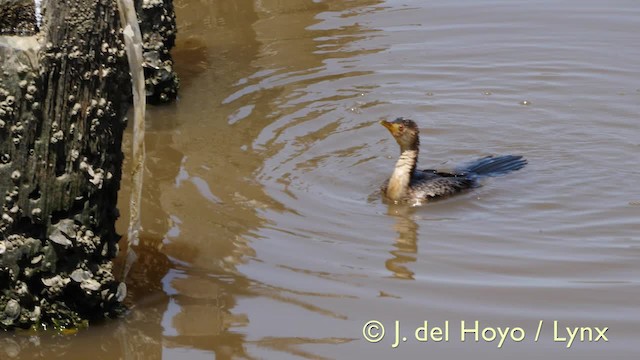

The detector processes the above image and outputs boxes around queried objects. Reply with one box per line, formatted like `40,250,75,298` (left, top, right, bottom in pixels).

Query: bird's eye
398,125,404,131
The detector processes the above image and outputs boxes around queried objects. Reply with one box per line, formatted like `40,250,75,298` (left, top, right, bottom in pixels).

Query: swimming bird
380,118,526,205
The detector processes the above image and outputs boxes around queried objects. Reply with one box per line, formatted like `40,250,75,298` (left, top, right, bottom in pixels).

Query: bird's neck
386,149,418,201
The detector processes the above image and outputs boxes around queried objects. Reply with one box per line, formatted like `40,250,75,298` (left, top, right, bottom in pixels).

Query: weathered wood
0,0,38,36
0,0,131,329
135,0,179,103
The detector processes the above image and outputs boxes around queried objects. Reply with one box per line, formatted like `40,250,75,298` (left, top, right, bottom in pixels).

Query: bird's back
408,172,476,200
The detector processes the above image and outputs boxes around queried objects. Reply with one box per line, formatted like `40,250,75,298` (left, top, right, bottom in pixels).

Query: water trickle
34,0,43,28
115,0,146,279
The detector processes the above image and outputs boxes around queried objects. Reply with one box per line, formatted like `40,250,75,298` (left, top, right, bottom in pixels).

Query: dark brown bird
380,118,526,205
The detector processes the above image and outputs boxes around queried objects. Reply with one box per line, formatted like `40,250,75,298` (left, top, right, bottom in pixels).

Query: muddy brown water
3,0,639,359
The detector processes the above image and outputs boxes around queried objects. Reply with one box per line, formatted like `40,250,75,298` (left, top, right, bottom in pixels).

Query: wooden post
0,0,38,36
135,0,179,103
0,0,130,330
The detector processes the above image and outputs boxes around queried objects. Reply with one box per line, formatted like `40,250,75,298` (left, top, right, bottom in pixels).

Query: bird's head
380,117,420,151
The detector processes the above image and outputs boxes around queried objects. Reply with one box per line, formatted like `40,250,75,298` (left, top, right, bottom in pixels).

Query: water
4,0,639,358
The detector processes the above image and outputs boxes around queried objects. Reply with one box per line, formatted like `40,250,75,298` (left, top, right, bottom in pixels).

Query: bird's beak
379,120,399,136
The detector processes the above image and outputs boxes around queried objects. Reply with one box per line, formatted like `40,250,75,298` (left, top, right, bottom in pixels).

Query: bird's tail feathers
457,155,527,177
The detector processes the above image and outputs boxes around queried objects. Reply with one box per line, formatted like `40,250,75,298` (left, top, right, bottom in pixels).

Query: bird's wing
417,169,468,179
410,176,475,199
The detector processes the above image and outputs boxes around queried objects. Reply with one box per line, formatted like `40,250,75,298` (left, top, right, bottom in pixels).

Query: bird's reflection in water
384,204,419,280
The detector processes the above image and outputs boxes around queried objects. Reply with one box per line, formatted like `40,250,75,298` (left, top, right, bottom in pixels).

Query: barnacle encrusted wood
0,0,38,36
0,0,130,329
135,0,179,103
